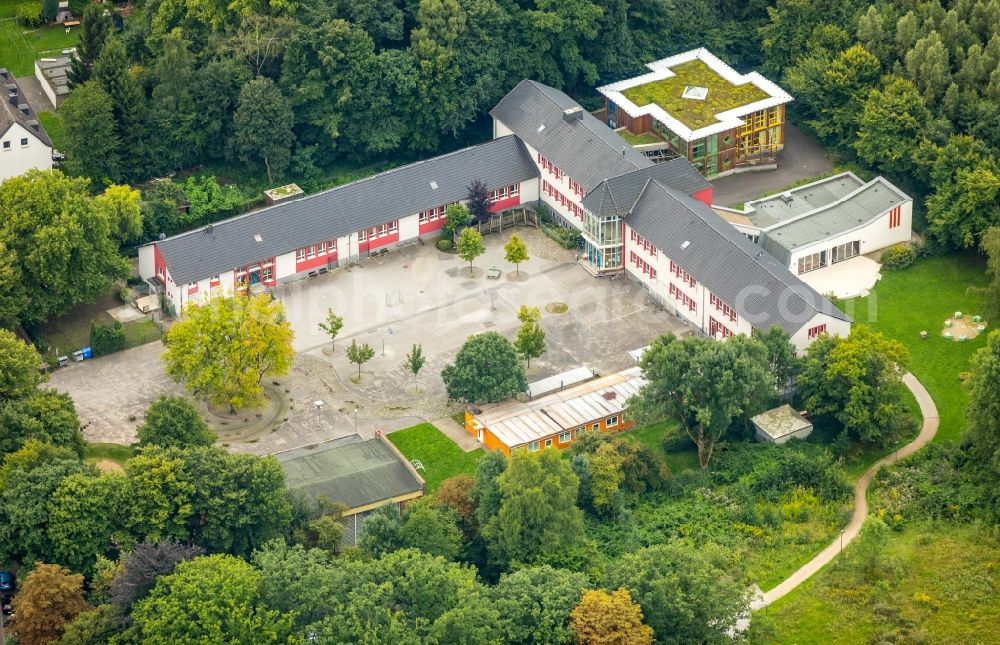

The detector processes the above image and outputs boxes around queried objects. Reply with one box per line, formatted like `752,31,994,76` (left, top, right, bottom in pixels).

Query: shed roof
750,404,812,441
527,366,596,399
276,434,424,512
490,80,652,191
471,367,645,449
626,180,851,335
149,135,538,285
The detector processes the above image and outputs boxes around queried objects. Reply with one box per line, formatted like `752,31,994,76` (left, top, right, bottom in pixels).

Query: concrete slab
108,304,147,323
798,256,881,300
16,75,55,114
425,416,482,452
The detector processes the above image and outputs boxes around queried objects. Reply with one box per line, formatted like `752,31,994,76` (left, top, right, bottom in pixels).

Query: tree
137,395,216,448
0,328,43,400
457,227,485,272
0,390,84,457
234,77,295,183
442,332,527,403
0,439,76,490
631,334,772,468
0,170,131,324
798,326,914,444
124,451,195,543
443,202,472,239
585,443,625,516
0,241,27,327
978,227,1000,322
924,135,1000,249
346,339,375,379
493,565,589,644
61,83,120,182
55,604,121,645
357,503,402,557
397,502,463,560
0,459,84,565
12,564,88,645
605,542,749,643
190,60,252,163
318,308,344,351
91,35,146,178
402,343,425,387
68,2,112,87
570,588,653,645
471,449,507,528
48,472,124,575
515,320,546,367
755,325,798,395
965,329,1000,478
482,449,585,567
94,184,142,244
109,540,205,615
130,555,295,644
504,234,529,275
147,31,199,174
854,76,931,177
162,294,294,411
517,305,541,324
42,0,58,22
466,178,491,223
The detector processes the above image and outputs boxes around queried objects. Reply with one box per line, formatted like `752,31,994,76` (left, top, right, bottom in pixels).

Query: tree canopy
137,395,217,449
442,332,527,403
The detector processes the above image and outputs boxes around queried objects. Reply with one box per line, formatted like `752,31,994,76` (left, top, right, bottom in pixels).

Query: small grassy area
762,521,1000,643
0,9,80,77
621,59,770,130
386,423,484,492
37,111,64,150
616,129,662,146
837,253,989,442
622,420,700,473
84,442,136,466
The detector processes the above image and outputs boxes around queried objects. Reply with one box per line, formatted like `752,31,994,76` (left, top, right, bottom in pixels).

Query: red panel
488,195,521,213
692,187,713,206
368,231,399,250
153,244,167,281
419,218,446,235
296,251,337,272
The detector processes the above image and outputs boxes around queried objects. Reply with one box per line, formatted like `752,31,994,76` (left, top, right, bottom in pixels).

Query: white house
1,68,53,183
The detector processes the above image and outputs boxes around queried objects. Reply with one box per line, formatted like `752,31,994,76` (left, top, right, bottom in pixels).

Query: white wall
138,245,155,281
0,123,52,183
399,213,419,242
789,312,851,352
275,251,296,281
494,120,514,138
34,63,58,108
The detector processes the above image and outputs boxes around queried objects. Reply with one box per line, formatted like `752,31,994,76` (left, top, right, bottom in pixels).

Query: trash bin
81,346,93,359
57,355,69,367
72,350,84,362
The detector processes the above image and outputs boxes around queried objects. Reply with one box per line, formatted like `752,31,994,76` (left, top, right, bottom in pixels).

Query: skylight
537,123,545,133
430,181,438,189
682,86,708,100
253,234,263,243
681,240,691,250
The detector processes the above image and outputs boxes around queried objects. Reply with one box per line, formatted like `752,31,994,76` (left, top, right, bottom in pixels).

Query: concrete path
427,416,482,452
761,373,939,606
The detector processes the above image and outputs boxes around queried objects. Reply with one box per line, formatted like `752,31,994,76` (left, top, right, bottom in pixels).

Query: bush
16,2,43,26
118,286,132,303
436,238,453,251
537,204,582,250
881,244,917,271
90,321,126,356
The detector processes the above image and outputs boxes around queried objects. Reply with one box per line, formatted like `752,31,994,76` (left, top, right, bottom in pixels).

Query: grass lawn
35,291,163,359
622,420,700,472
762,521,1000,643
616,129,662,146
0,10,79,77
386,422,484,492
84,442,136,466
621,59,769,130
837,253,989,442
37,111,64,150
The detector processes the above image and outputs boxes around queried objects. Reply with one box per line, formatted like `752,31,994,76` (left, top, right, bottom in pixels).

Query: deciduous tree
94,184,143,244
402,343,425,386
978,227,1000,322
570,588,653,645
234,77,295,183
442,332,527,403
137,395,216,449
443,202,472,239
12,563,88,645
854,76,931,177
346,339,375,378
466,178,491,223
0,328,43,400
48,472,125,575
162,294,294,411
504,234,529,275
515,320,546,367
109,540,205,615
318,308,344,351
457,227,485,272
965,329,1000,477
493,565,589,644
0,390,84,457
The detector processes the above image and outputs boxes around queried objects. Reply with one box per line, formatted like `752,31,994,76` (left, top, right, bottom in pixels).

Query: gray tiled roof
627,180,851,335
152,136,538,285
490,80,652,191
582,158,710,216
0,69,52,147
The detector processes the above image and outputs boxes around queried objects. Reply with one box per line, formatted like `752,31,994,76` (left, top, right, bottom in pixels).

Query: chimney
562,107,583,123
205,224,214,234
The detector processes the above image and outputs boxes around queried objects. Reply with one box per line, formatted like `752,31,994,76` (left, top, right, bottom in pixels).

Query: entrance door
248,268,261,285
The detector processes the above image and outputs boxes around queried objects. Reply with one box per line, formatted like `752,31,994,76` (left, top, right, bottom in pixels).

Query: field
838,253,989,442
386,423,484,492
0,6,79,77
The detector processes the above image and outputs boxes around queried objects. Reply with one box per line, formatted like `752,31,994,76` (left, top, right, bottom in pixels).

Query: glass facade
582,209,623,271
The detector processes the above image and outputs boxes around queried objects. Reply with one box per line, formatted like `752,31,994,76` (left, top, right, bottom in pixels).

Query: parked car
1,595,11,616
0,571,14,593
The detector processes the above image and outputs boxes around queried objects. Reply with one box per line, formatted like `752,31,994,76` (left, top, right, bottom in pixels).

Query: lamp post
382,326,394,356
893,440,900,463
353,407,359,434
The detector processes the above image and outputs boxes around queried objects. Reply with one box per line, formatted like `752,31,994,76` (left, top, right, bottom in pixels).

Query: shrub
881,244,917,270
16,2,43,26
90,321,126,356
436,238,453,251
118,286,132,303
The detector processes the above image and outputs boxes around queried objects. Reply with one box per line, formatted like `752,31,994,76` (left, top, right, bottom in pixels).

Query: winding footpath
761,373,940,606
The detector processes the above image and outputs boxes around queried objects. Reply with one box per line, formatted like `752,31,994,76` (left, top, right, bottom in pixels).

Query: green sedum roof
621,59,770,131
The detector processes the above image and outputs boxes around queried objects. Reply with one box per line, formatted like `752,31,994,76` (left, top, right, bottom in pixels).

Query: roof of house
597,48,792,142
750,173,912,265
582,158,710,217
626,180,851,335
490,80,652,191
751,404,813,441
0,68,52,147
471,367,645,449
150,135,538,285
35,57,72,98
276,434,424,512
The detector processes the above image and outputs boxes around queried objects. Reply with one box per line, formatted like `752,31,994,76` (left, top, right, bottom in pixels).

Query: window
378,224,387,237
357,229,367,242
419,210,428,223
389,220,398,233
691,141,705,160
832,241,860,263
592,423,599,432
808,324,827,339
20,138,28,147
296,248,305,262
329,239,336,252
318,242,327,256
768,106,782,126
710,316,733,339
606,415,618,428
307,245,316,259
545,438,553,448
797,251,827,274
263,265,273,282
754,110,766,129
510,183,519,197
1,141,9,150
528,441,540,452
559,431,572,443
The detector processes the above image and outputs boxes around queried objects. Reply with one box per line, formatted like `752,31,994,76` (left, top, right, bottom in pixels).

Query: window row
296,240,337,262
709,316,734,339
488,184,520,203
1,138,30,150
797,250,827,274
419,205,446,223
525,415,624,452
567,177,585,198
832,240,860,264
807,323,827,340
630,251,656,279
669,283,697,312
629,229,658,258
739,106,783,135
536,152,562,180
358,220,398,242
709,293,738,323
669,260,696,288
542,180,583,220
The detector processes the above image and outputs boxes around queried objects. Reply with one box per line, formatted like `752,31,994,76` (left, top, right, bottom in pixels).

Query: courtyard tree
631,334,772,468
137,395,217,449
569,588,653,645
466,179,491,223
402,343,426,387
162,294,294,411
0,390,84,457
0,329,44,400
492,565,590,644
797,326,915,445
441,332,527,403
515,319,546,368
443,203,472,239
457,227,485,273
504,234,529,275
346,339,375,379
234,77,295,183
318,308,344,352
517,305,541,324
12,563,88,645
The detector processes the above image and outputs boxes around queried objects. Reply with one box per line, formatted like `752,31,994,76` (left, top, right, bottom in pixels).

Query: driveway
711,123,833,207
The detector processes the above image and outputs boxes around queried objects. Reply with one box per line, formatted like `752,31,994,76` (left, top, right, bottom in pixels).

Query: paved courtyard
50,227,689,455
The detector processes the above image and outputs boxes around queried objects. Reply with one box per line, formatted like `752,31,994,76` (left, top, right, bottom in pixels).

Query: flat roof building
34,57,72,108
751,405,813,444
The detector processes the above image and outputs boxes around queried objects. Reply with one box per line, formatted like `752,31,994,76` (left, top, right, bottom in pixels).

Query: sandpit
941,313,987,341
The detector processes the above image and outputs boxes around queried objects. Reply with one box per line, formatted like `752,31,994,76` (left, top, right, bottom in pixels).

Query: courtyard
50,227,689,455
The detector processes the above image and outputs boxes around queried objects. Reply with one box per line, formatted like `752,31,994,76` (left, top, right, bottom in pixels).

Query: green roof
621,59,770,131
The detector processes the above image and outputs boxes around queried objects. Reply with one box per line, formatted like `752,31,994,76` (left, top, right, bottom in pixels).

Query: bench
487,267,502,280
